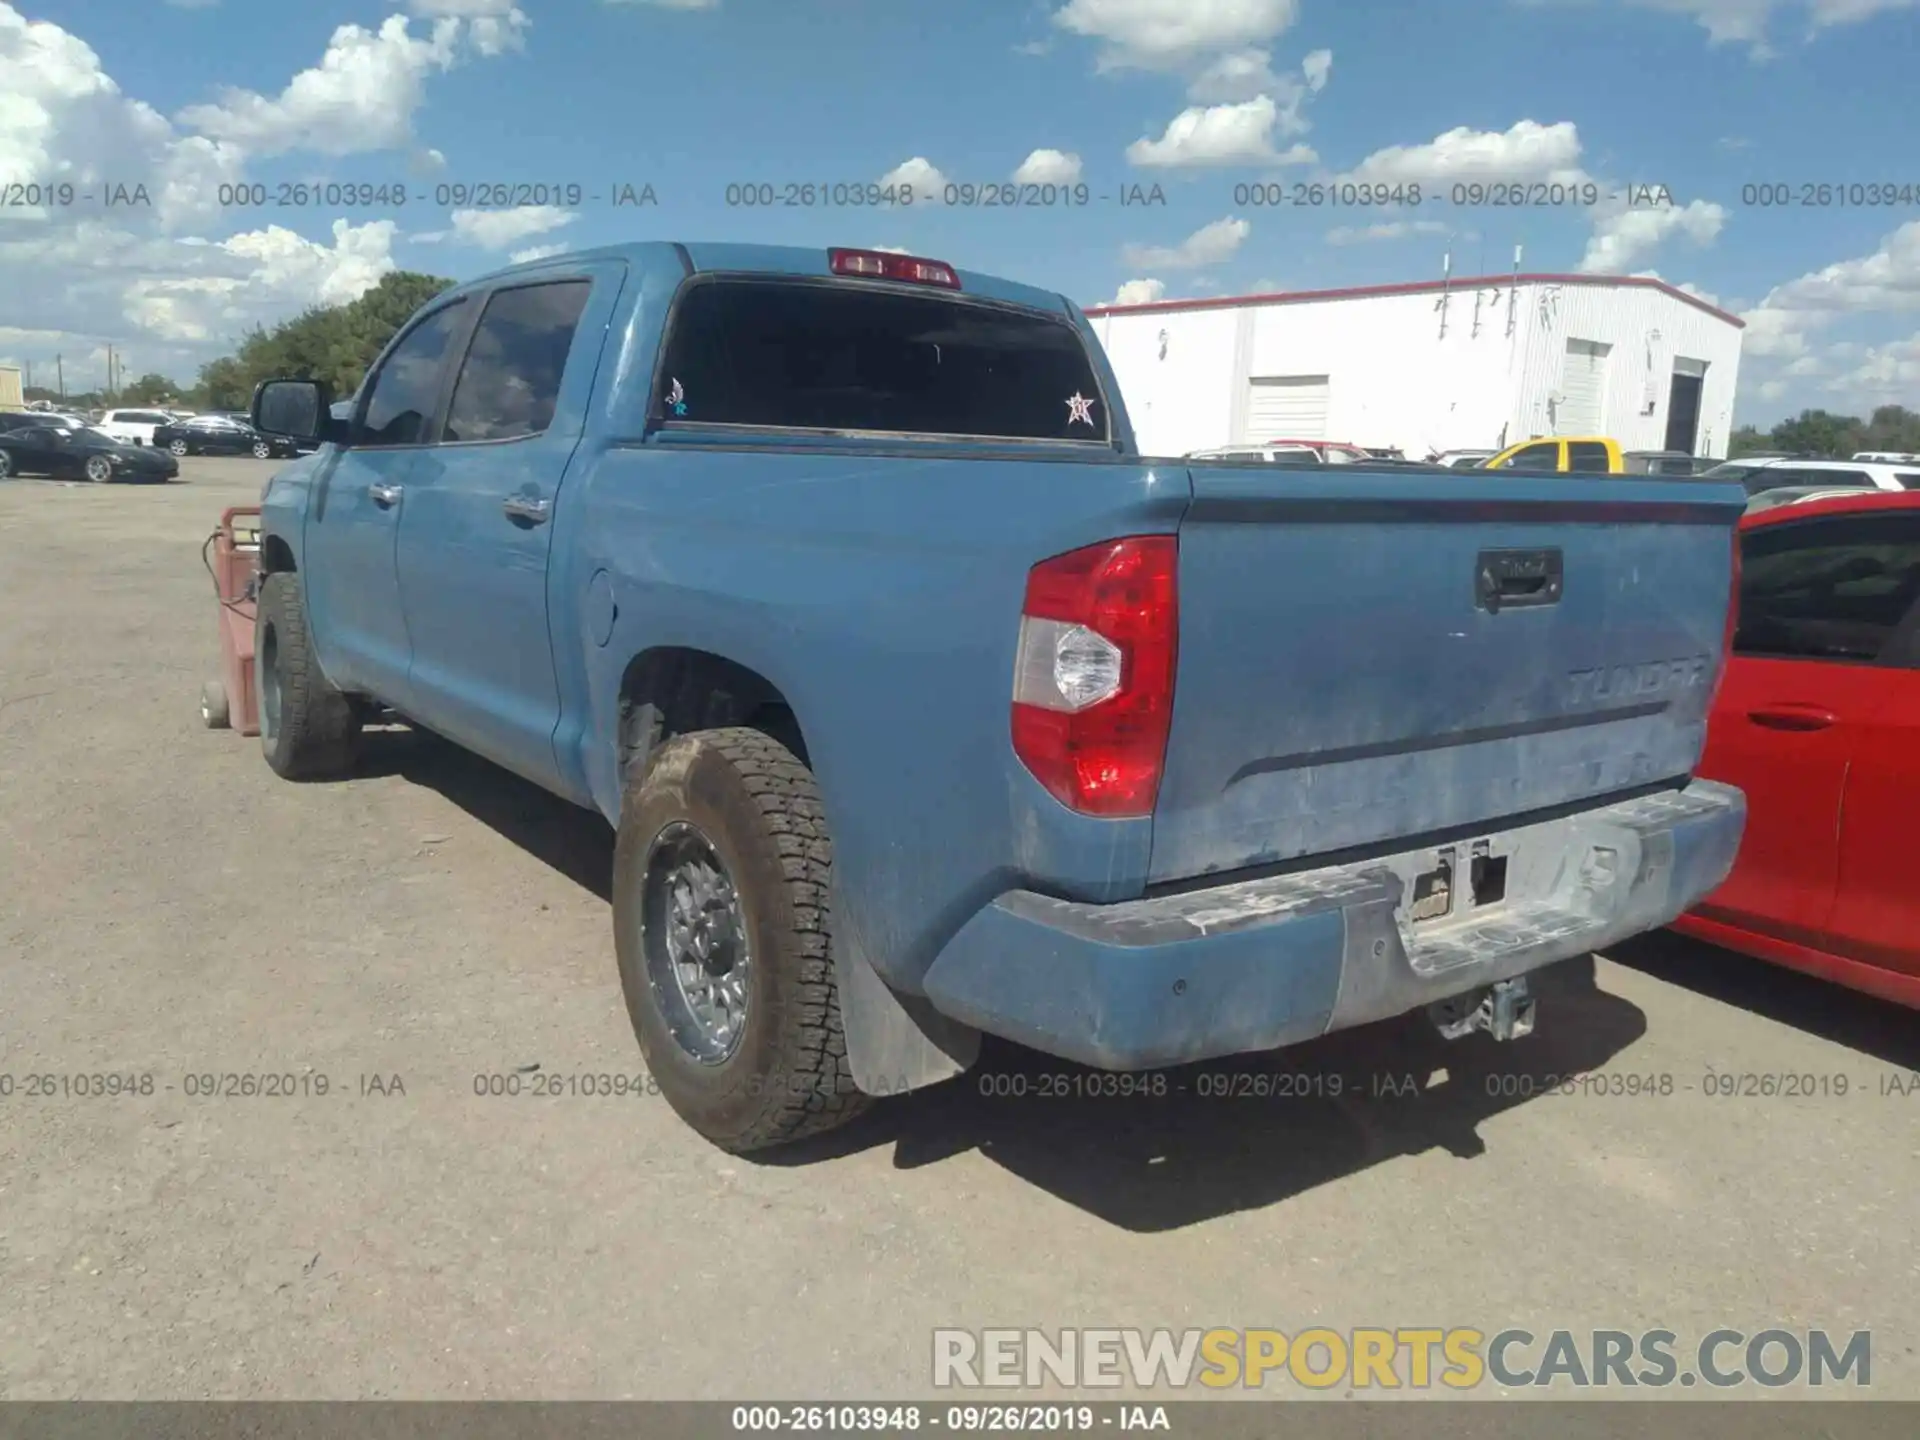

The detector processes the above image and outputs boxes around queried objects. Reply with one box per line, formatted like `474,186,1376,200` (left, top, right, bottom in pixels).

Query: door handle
1747,705,1837,732
368,482,403,508
502,493,551,525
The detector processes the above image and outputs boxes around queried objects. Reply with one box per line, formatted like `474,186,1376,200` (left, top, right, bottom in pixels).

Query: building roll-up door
1245,375,1330,443
1556,339,1611,435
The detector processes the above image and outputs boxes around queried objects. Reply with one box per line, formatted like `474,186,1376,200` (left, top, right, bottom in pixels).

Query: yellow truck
1482,436,1623,473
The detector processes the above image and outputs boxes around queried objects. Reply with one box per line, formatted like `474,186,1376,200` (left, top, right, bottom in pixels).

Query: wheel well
617,648,808,777
261,536,296,574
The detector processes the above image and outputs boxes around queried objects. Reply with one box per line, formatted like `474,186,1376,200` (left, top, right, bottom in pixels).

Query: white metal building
1084,273,1745,461
0,364,23,412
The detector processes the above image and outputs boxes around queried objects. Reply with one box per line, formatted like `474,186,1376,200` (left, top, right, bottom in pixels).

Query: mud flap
837,932,981,1096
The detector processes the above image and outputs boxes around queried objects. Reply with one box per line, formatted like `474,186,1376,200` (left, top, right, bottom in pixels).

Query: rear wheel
613,727,868,1153
256,571,361,779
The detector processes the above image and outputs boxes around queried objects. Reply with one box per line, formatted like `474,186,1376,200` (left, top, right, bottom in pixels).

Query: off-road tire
256,571,361,780
614,726,869,1153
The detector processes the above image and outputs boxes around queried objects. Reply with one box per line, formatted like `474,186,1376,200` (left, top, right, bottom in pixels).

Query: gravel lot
2,456,1916,1400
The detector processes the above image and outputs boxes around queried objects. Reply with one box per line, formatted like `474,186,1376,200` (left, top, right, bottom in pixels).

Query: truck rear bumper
921,780,1745,1070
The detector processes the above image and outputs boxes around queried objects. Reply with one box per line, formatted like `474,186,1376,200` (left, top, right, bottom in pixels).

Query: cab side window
1492,441,1561,470
443,281,592,443
357,300,470,448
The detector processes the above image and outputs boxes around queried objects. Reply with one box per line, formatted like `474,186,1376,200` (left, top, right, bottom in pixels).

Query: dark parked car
0,423,179,482
152,414,298,459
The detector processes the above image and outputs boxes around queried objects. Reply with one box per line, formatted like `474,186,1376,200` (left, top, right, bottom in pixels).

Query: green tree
122,372,179,404
191,269,455,410
1859,404,1920,455
1769,409,1866,460
1727,425,1771,459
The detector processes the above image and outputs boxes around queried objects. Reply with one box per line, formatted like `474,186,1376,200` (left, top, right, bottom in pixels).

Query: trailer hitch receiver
1429,976,1537,1043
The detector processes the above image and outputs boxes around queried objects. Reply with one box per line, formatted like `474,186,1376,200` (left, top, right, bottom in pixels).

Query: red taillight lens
1011,536,1178,818
828,247,960,288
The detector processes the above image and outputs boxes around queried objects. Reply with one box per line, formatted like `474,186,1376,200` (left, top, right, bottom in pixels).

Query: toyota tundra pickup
247,241,1748,1154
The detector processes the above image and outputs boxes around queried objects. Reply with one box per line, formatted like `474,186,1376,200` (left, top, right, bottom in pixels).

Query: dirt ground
2,457,1916,1400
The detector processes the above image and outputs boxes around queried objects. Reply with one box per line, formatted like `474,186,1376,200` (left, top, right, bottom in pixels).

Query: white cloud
1325,219,1454,245
1126,96,1315,169
606,0,721,7
1338,120,1723,277
1013,148,1083,185
0,216,397,362
1109,278,1167,305
508,242,571,263
1052,0,1301,70
1825,330,1920,402
406,0,529,56
1740,219,1920,358
174,9,523,158
0,4,512,387
1186,44,1329,112
1341,119,1585,188
879,156,950,204
1249,276,1282,291
1121,215,1249,268
1612,0,1919,54
445,204,577,248
1580,199,1726,272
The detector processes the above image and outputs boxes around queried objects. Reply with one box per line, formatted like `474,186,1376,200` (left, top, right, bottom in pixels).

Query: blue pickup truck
248,241,1748,1153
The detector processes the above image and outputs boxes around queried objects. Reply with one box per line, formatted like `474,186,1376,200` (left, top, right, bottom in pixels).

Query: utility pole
57,353,65,398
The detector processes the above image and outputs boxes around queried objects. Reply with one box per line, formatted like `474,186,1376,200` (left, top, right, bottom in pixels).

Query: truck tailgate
1149,465,1746,885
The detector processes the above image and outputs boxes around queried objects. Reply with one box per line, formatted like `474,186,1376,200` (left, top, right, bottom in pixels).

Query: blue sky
3,0,1918,422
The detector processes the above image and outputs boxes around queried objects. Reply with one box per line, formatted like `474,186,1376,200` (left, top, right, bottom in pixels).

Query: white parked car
1702,456,1920,496
1431,448,1497,467
94,407,178,447
1852,451,1920,463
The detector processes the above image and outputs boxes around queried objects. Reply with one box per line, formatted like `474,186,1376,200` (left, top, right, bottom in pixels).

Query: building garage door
1246,375,1330,443
1556,340,1611,435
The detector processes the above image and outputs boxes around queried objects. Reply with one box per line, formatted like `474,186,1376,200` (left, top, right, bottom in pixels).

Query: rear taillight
828,247,960,288
1010,536,1178,818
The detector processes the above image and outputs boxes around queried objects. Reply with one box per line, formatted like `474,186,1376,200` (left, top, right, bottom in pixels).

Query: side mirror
252,378,342,446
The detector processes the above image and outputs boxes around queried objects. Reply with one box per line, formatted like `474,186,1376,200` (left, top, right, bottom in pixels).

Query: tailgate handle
1475,548,1563,613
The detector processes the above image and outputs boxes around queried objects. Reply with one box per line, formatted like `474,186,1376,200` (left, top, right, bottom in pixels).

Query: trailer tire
614,726,869,1154
201,679,231,730
256,571,361,780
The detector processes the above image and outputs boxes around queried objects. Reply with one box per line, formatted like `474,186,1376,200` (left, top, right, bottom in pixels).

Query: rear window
655,278,1110,442
1897,472,1920,490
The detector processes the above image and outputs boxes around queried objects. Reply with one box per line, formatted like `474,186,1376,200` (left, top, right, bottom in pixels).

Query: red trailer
201,506,262,735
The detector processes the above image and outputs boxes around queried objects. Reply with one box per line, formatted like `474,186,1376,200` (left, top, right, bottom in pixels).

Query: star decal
1065,392,1096,426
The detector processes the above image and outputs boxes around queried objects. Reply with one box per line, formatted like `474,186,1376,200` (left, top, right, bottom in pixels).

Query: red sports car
1672,490,1920,1008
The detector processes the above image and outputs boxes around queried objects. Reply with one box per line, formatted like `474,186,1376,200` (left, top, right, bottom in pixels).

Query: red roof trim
1085,272,1744,329
1742,490,1920,529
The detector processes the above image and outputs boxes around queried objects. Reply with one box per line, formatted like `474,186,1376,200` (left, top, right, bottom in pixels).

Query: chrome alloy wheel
641,821,752,1064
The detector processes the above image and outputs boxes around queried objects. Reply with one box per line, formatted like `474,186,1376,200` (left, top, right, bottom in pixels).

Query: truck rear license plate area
1407,840,1509,926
